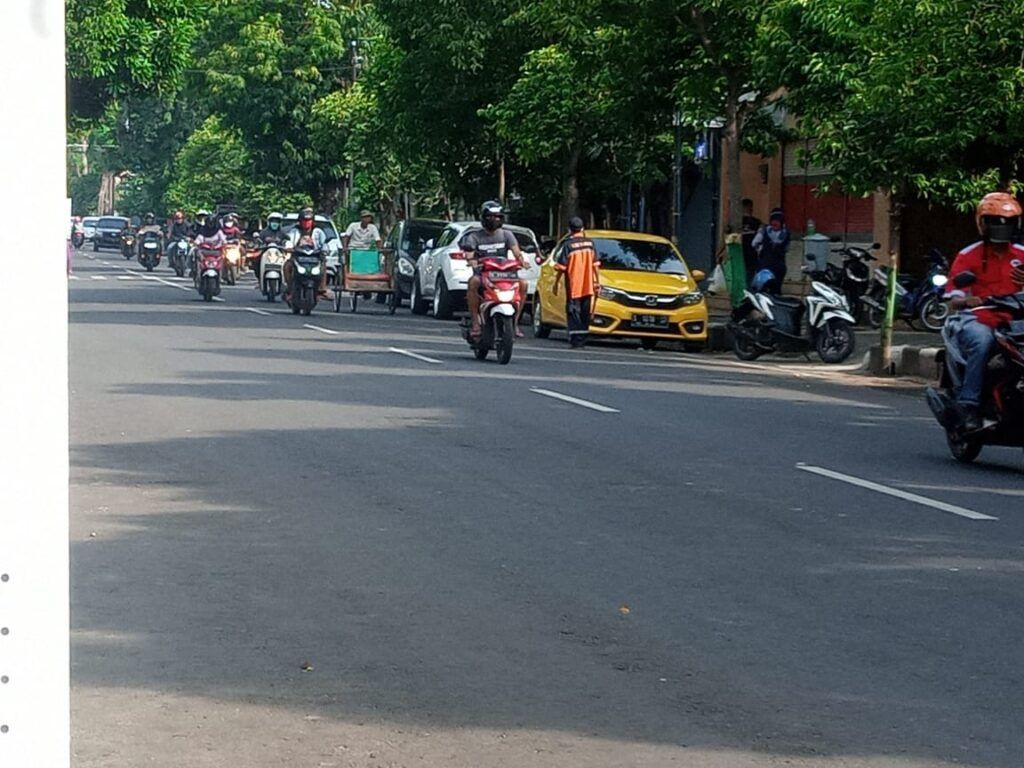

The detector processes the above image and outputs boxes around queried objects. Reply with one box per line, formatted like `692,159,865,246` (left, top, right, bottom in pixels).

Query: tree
764,0,1024,208
66,0,204,119
164,115,256,214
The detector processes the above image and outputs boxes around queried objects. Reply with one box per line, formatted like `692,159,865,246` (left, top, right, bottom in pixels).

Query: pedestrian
741,198,762,286
553,216,601,349
751,207,791,293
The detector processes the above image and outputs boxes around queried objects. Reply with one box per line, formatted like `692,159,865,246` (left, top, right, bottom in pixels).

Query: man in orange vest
553,216,601,348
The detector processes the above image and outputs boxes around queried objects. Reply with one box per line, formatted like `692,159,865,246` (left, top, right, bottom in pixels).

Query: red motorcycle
461,256,522,364
195,248,224,302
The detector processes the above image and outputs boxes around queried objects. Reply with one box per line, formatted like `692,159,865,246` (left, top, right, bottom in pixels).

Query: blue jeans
954,319,996,406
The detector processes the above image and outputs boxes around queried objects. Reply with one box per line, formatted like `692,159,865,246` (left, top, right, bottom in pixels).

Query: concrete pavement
69,251,1024,768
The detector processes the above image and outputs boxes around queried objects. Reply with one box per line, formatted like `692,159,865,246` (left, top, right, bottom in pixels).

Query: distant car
410,221,541,319
383,218,447,302
533,230,708,351
92,216,130,252
82,217,99,241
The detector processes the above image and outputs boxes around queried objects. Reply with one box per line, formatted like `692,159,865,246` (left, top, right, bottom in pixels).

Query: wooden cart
333,248,398,314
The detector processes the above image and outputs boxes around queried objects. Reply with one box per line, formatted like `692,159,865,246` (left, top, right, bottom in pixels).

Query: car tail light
534,254,544,266
450,251,467,260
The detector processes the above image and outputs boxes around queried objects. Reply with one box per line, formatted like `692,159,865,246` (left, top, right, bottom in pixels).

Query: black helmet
144,212,155,225
480,200,505,231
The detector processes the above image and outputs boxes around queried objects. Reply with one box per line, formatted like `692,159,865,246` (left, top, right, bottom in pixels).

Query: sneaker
956,403,983,432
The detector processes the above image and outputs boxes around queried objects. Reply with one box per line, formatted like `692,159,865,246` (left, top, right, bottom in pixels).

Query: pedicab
334,247,398,314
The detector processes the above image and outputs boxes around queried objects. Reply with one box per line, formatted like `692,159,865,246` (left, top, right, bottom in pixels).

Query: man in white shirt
343,210,382,251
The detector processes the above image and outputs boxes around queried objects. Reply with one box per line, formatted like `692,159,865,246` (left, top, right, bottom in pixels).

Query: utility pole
672,110,683,245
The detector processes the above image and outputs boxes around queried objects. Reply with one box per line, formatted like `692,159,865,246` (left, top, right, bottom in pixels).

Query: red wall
782,183,874,238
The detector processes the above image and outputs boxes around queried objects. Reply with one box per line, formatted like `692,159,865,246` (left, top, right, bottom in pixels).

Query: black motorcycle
167,236,192,278
926,273,1024,463
862,248,948,330
288,244,323,316
137,231,163,272
121,231,136,261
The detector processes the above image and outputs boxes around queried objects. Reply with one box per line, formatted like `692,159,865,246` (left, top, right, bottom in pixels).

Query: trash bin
803,232,831,273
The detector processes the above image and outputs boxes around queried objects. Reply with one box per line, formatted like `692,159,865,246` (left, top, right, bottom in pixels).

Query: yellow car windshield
594,238,688,275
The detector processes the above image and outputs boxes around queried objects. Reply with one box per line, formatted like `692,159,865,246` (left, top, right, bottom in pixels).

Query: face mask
270,222,279,230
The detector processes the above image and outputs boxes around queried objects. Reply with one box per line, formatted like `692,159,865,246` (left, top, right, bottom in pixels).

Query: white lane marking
212,296,225,302
117,275,134,281
245,307,271,316
530,387,620,413
388,347,442,365
303,323,339,335
99,260,110,265
796,464,997,521
90,275,106,281
134,271,191,292
68,275,79,281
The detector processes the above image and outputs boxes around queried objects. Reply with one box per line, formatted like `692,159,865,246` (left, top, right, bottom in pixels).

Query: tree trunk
724,95,743,237
560,146,582,233
497,155,506,204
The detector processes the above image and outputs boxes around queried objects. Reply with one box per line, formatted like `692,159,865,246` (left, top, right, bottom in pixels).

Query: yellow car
532,230,708,350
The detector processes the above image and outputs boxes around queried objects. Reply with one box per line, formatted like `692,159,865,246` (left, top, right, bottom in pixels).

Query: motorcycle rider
192,214,226,275
167,210,191,266
944,192,1024,431
461,200,526,338
285,207,331,300
136,212,163,257
192,210,210,238
252,211,288,286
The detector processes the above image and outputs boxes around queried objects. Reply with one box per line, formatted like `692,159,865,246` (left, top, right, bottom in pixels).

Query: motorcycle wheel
497,315,515,365
947,431,982,464
732,323,763,361
174,262,184,278
201,278,214,303
816,319,856,364
866,305,883,329
146,262,154,272
474,344,489,361
919,296,948,332
291,302,300,315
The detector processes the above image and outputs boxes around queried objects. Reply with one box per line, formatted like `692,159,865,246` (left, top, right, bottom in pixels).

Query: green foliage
764,0,1024,207
66,0,205,118
69,172,102,215
164,115,255,213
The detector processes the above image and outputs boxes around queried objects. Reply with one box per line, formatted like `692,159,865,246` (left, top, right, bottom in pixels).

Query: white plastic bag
707,264,727,295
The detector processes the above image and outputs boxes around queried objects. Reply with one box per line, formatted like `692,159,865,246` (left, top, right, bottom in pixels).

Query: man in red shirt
944,192,1024,430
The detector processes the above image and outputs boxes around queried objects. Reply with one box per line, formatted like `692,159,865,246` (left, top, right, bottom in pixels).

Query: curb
867,344,942,379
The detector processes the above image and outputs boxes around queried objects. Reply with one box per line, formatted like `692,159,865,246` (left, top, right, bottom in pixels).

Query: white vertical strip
0,2,71,765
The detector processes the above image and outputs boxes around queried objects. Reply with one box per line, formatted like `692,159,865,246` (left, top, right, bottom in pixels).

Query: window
593,238,688,275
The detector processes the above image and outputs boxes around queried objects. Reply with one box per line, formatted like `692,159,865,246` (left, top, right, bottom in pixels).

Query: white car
281,213,342,265
82,216,98,241
409,221,542,319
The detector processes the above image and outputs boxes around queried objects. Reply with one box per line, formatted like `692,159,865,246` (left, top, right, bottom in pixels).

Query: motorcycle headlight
311,265,322,275
495,290,516,303
931,274,948,288
681,291,704,306
295,263,306,275
398,258,415,276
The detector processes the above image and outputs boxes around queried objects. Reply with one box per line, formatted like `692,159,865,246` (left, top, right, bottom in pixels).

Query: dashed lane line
795,463,997,521
303,323,339,335
245,307,272,316
529,387,620,414
90,275,106,281
388,347,442,365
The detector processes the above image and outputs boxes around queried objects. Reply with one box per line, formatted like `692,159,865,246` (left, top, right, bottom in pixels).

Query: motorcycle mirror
953,271,977,288
424,239,434,249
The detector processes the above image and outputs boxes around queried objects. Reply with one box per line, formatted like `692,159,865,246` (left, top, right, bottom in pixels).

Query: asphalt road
69,250,1024,768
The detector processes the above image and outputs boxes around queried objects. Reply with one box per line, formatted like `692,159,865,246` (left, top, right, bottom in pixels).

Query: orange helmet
976,192,1022,243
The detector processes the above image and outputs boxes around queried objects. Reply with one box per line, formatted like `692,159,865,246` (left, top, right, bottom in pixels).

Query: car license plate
633,314,669,328
488,270,519,279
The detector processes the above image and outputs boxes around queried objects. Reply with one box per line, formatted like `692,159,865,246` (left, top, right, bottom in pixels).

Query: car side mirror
953,271,977,288
691,269,706,282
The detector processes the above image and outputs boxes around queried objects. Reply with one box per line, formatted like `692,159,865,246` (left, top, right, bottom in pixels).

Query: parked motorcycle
728,274,857,363
222,241,243,286
861,248,948,331
121,231,136,261
137,231,162,272
258,244,286,303
168,237,192,278
459,256,521,364
194,248,223,302
288,244,323,316
925,273,1024,463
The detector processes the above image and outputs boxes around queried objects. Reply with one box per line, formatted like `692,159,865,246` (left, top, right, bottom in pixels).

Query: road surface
69,252,1024,767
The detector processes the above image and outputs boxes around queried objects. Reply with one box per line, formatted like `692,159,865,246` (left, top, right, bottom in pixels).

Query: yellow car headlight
681,291,704,306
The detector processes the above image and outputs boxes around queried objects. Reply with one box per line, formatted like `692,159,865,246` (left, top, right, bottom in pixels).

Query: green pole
880,249,900,373
723,233,746,308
